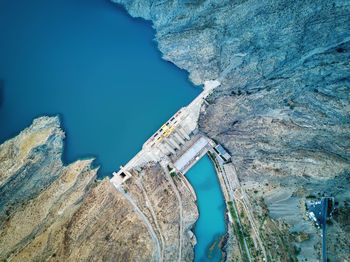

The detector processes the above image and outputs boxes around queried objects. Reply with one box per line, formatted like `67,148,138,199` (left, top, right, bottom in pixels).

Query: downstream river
186,155,226,261
0,0,226,260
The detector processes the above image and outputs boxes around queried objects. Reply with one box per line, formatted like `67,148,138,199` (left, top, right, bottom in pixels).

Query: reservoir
0,0,227,260
186,155,226,261
0,0,200,176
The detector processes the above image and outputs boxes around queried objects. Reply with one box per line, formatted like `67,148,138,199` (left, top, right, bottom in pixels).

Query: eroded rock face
0,116,65,226
112,0,350,260
1,0,349,260
0,117,197,261
121,166,198,261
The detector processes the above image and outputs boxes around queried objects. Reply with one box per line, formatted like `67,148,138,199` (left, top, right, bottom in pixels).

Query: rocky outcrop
1,0,349,260
0,117,197,261
121,165,198,261
0,116,65,226
112,0,350,260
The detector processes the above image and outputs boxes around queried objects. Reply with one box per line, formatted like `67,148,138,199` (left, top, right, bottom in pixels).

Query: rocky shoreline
1,0,349,261
0,116,199,261
112,0,350,260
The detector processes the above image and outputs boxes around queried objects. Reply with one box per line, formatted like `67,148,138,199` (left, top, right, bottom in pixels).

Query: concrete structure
163,143,175,155
111,166,133,185
174,132,185,145
111,80,220,186
215,144,231,162
173,136,210,174
178,127,190,141
168,138,180,150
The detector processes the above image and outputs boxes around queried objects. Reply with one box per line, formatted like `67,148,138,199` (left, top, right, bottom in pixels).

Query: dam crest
111,80,220,186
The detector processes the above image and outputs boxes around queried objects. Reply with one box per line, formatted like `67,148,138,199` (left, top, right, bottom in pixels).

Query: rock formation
0,117,197,261
1,0,349,261
113,0,350,260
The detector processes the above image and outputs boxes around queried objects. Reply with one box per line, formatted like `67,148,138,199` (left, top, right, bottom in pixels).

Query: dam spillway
173,136,211,174
111,80,220,186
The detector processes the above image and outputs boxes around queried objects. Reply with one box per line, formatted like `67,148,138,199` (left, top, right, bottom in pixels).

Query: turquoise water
186,155,226,261
0,0,200,176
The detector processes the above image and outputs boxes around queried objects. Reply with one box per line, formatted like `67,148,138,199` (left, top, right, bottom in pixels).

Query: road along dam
111,79,220,186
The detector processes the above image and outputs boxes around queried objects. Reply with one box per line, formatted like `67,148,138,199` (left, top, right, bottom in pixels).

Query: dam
111,79,220,186
110,78,236,261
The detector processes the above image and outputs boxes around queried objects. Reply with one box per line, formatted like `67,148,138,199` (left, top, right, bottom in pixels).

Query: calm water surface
0,0,200,175
186,155,226,261
0,0,227,259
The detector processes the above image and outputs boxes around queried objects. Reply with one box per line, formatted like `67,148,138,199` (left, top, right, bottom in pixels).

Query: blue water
0,0,227,259
186,155,226,262
0,0,201,176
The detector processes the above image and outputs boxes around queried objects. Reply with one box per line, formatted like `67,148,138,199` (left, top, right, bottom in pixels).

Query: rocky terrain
0,117,197,261
1,0,349,261
113,0,350,261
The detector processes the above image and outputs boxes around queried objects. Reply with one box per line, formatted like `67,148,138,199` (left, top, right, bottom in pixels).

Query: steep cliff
112,0,350,261
0,117,198,261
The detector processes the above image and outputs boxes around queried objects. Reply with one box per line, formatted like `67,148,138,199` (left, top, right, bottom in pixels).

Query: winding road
135,178,165,262
161,161,184,262
112,183,162,262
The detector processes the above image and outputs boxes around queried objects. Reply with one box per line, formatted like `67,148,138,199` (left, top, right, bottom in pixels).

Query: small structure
111,166,132,186
215,144,231,161
306,197,335,262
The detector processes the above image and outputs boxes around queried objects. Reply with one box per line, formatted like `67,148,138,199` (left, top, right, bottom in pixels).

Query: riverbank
185,155,226,261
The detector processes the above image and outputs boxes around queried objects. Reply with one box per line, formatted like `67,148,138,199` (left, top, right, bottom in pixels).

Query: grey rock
112,0,350,260
0,116,65,227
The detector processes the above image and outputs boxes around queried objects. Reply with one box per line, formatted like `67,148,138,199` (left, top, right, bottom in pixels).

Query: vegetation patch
228,201,250,262
207,151,221,172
